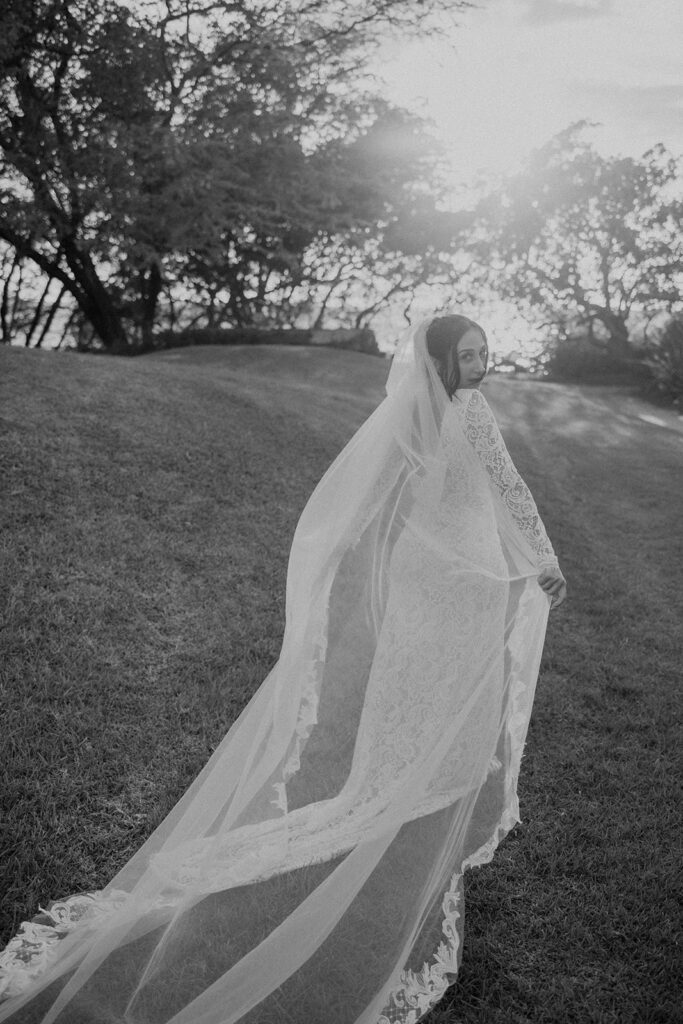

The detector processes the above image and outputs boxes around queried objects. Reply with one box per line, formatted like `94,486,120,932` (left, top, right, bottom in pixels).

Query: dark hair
425,314,488,399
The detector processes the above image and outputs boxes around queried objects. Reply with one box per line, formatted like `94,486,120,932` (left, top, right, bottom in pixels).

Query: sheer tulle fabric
0,319,556,1023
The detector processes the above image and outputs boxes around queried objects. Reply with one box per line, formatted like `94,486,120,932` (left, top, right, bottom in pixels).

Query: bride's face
455,328,487,389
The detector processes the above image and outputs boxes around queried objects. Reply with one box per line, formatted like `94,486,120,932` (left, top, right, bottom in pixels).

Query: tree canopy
3,9,681,361
470,123,683,356
0,0,472,351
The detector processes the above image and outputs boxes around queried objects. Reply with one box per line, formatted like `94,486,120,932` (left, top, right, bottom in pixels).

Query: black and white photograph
0,1,681,1022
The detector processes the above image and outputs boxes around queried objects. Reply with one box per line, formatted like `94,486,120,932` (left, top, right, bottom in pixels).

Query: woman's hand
537,567,567,609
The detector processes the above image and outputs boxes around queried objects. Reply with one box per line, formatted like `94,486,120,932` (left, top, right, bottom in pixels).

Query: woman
0,313,565,1024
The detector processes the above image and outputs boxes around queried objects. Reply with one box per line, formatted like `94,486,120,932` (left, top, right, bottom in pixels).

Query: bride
0,313,565,1024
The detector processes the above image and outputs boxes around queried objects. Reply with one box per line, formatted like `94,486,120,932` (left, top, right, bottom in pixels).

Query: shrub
545,336,649,384
643,317,683,405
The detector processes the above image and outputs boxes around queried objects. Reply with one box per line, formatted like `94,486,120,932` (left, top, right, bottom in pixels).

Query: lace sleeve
460,390,559,571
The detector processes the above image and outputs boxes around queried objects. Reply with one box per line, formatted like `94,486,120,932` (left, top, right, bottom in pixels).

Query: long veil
0,319,551,1024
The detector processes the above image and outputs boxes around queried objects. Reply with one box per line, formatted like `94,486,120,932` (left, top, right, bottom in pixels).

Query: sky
371,0,682,354
379,0,683,187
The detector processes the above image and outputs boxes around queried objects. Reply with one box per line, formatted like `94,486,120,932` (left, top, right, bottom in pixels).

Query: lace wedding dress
0,320,559,1024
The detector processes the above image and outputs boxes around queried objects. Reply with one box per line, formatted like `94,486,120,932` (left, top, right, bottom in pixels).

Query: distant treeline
146,327,381,357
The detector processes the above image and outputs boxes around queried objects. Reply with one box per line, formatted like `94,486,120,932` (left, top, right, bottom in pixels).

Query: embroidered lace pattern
377,875,464,1024
374,396,554,1022
377,583,542,1022
0,891,129,1000
456,391,558,571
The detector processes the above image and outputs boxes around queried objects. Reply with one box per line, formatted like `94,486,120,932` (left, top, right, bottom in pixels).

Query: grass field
1,344,681,1023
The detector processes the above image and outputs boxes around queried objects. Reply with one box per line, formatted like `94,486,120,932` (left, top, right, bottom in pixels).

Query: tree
0,0,470,351
0,0,171,350
180,105,473,331
470,123,683,358
644,315,683,403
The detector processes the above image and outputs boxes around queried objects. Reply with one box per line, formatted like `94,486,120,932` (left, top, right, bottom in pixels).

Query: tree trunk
86,302,130,352
62,237,130,352
0,256,20,342
600,311,631,358
36,285,68,348
56,307,78,350
25,276,53,347
139,263,162,347
9,260,25,335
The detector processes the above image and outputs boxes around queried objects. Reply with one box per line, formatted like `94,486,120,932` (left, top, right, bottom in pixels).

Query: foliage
0,0,470,351
470,123,683,358
643,315,683,404
543,334,650,384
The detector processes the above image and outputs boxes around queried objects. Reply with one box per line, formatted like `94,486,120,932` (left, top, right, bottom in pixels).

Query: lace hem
272,611,329,814
377,796,520,1024
378,607,536,1024
0,890,128,1001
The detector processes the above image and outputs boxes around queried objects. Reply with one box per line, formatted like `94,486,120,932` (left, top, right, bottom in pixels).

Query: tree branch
0,226,87,307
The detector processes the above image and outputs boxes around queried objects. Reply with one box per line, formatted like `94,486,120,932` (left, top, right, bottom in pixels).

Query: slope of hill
0,345,679,1023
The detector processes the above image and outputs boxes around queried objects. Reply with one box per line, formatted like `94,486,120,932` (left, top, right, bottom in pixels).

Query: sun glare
379,0,683,188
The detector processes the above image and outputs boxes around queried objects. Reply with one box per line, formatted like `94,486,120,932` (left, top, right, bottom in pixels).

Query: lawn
0,344,680,1023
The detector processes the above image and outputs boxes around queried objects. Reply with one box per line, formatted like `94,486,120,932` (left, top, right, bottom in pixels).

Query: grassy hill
0,345,680,1023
